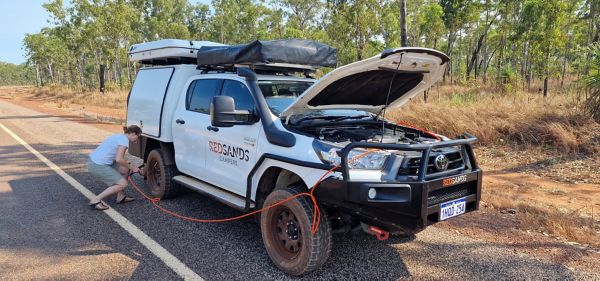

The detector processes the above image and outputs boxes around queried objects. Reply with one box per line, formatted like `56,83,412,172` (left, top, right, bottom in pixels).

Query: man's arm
115,146,140,173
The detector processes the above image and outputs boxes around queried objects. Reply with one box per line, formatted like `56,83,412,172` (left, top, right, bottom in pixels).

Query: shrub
583,44,600,121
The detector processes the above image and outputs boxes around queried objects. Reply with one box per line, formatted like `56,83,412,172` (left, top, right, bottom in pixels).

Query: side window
221,80,256,111
187,79,220,114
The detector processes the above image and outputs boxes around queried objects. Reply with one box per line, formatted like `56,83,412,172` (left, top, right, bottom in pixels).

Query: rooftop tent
128,39,226,65
196,39,337,69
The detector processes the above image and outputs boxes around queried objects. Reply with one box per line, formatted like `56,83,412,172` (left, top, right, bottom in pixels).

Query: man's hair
124,125,142,135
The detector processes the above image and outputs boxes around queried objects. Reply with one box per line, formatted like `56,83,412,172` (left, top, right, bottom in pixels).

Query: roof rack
197,63,317,76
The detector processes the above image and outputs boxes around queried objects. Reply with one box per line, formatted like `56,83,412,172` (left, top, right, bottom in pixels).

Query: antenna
379,53,404,143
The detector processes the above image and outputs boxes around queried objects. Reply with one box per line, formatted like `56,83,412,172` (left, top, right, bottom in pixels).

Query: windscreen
258,80,313,116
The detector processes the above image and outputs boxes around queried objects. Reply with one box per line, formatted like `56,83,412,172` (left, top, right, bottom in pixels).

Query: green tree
439,0,481,82
0,62,35,86
415,2,445,49
327,0,382,63
515,0,568,96
583,43,600,120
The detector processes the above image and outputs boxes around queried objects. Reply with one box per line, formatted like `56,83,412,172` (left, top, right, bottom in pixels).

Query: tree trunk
443,31,456,83
99,64,106,94
483,47,496,84
455,32,463,84
47,62,54,84
560,43,569,89
522,42,529,90
543,46,550,97
354,13,364,60
495,35,505,85
399,0,408,47
35,63,41,87
78,58,85,88
112,61,117,87
126,58,132,86
467,32,486,80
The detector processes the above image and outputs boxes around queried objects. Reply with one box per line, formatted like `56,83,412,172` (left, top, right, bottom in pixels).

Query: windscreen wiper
294,114,373,125
331,115,373,122
293,115,342,124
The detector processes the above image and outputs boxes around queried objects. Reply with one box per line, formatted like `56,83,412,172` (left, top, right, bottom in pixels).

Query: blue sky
0,0,50,64
0,0,211,65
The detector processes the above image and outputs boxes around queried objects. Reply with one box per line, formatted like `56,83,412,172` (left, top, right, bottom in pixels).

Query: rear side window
221,80,256,111
187,79,220,114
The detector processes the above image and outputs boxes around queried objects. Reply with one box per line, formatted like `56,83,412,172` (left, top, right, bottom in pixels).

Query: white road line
0,122,203,281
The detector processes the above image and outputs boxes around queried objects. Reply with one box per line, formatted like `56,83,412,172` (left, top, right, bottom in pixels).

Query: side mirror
210,96,258,127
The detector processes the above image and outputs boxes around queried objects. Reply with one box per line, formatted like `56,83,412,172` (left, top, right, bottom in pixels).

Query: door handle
207,126,219,132
176,119,185,124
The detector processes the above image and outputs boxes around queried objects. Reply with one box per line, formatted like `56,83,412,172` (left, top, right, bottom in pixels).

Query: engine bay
293,121,439,145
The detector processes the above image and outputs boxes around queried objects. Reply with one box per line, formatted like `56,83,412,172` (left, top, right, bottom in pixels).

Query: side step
173,175,254,211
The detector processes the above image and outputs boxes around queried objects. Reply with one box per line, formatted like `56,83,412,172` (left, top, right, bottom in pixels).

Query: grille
427,183,475,206
398,151,464,177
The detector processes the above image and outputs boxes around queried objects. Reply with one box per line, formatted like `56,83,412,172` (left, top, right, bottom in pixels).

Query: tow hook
362,223,389,241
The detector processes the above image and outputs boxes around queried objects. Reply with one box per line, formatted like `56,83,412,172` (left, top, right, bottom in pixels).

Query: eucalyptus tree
276,0,323,36
326,0,383,63
515,0,568,96
414,1,445,49
439,0,481,82
210,0,269,44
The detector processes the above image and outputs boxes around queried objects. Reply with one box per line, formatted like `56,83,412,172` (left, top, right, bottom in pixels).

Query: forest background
0,0,598,96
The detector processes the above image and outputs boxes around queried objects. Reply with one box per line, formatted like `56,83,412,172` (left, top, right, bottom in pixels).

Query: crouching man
87,125,143,210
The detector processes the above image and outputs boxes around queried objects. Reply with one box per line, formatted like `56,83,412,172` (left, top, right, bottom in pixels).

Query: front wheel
260,186,332,276
145,149,179,199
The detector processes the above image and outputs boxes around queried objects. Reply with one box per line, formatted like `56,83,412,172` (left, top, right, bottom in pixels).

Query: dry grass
29,86,129,110
485,188,600,248
518,204,600,248
389,86,600,155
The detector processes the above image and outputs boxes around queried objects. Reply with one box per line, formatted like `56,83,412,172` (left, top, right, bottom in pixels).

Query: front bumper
315,170,482,234
314,133,482,234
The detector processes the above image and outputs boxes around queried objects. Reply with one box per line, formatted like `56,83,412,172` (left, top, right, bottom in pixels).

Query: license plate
439,197,466,221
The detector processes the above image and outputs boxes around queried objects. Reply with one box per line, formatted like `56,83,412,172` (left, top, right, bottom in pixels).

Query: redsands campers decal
442,175,467,187
209,141,250,166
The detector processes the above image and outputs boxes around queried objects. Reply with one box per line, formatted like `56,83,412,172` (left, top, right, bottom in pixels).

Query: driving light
368,188,377,199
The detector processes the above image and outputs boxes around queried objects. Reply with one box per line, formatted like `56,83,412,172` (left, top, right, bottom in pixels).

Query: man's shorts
87,158,125,186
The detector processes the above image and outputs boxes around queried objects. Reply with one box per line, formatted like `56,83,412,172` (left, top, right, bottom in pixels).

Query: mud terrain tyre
146,149,178,199
260,186,332,276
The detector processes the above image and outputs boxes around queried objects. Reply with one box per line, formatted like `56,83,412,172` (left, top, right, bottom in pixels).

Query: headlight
314,141,389,170
347,149,389,169
316,147,342,166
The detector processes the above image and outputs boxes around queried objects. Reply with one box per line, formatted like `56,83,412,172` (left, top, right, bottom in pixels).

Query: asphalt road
0,99,597,280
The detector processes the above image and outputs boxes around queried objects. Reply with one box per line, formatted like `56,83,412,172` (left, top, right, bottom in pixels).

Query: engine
299,123,437,145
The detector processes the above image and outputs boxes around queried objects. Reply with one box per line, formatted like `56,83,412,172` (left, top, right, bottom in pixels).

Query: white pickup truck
126,39,482,275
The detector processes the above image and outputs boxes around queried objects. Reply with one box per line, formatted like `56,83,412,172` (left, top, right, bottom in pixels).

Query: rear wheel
260,186,332,276
145,149,178,199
